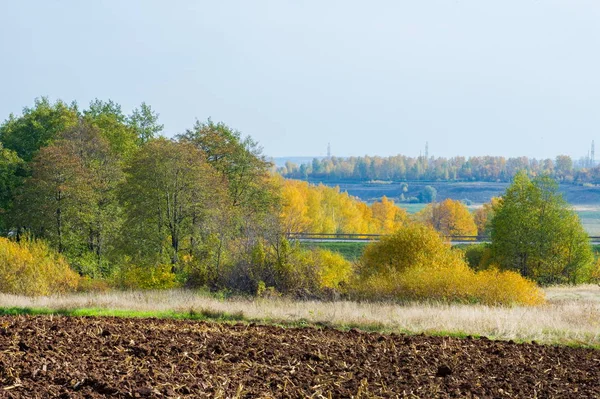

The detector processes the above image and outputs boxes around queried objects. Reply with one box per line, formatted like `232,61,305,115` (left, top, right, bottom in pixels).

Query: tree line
279,153,600,183
0,97,595,301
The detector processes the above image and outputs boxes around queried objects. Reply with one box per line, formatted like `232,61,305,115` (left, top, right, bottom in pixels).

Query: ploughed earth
0,316,598,398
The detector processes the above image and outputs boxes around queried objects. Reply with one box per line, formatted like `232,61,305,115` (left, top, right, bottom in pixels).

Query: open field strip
0,286,599,347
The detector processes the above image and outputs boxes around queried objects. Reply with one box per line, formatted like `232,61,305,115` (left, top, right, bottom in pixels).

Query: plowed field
0,316,598,398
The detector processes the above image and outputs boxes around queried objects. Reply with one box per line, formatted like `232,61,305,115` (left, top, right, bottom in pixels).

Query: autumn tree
473,197,500,237
13,143,93,255
490,171,593,284
416,199,477,238
370,196,407,234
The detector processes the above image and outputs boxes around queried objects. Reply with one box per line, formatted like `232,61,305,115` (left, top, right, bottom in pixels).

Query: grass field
1,286,599,347
397,203,427,214
300,241,370,260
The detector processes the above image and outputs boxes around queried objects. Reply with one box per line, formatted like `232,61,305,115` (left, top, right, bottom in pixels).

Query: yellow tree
370,196,407,234
474,197,501,237
419,199,477,238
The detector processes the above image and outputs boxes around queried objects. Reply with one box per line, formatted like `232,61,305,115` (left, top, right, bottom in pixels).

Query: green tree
0,97,79,161
83,99,138,159
0,144,25,230
119,139,224,267
128,102,164,144
58,122,124,275
14,143,93,255
419,185,437,203
178,119,276,210
490,171,593,284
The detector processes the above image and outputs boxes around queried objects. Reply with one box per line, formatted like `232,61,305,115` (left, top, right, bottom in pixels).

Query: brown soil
0,316,598,398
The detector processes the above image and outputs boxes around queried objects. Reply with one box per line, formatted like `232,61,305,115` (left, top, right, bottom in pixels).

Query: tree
473,197,500,237
14,143,93,255
419,185,437,203
418,199,477,238
0,97,79,161
119,139,224,267
178,119,275,210
0,144,25,230
128,102,164,144
83,99,138,159
58,122,124,274
490,171,593,284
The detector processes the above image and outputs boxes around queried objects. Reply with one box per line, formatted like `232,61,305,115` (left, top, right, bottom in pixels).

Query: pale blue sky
1,1,600,159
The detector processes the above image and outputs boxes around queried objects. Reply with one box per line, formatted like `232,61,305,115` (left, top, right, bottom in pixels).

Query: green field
300,241,370,261
397,203,427,214
576,209,600,236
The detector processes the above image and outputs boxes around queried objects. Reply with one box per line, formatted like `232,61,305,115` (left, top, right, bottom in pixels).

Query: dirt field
0,316,598,398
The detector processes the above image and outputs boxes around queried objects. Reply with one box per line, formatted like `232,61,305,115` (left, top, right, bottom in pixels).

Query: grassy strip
1,305,597,350
300,241,369,260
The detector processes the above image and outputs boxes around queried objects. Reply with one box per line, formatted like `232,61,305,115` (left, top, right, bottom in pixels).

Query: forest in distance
0,97,598,307
277,150,600,184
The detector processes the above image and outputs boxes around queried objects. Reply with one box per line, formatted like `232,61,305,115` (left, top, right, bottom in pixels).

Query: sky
1,1,600,160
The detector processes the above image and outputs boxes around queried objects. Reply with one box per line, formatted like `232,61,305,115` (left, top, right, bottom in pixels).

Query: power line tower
425,142,429,159
327,142,331,158
592,140,595,167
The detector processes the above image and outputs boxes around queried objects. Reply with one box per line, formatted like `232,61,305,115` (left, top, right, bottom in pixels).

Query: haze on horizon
1,1,600,160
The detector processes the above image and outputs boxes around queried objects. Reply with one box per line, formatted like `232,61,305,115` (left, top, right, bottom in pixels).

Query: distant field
397,203,427,214
300,241,369,260
576,208,600,236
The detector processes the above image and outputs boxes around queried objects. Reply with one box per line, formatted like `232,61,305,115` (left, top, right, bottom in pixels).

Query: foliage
419,185,437,203
0,237,79,296
415,199,477,237
0,97,79,162
472,268,545,306
83,99,138,159
12,122,123,277
490,171,594,285
279,179,406,234
127,102,164,144
279,153,596,184
113,261,178,290
119,139,225,266
455,243,492,271
0,144,25,230
473,197,500,237
353,223,544,305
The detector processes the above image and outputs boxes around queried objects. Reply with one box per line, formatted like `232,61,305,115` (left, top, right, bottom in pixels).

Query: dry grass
0,286,599,346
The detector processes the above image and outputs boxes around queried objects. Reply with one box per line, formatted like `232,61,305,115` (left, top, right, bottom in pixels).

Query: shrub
311,249,353,291
352,223,544,305
0,237,79,296
112,260,178,290
473,268,545,306
456,243,492,271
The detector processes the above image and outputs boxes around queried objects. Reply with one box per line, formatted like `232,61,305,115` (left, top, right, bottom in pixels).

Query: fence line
286,232,600,244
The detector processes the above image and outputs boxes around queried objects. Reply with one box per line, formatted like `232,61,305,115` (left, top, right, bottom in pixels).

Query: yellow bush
312,249,353,290
353,223,544,306
473,268,545,306
114,262,178,290
0,237,79,296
